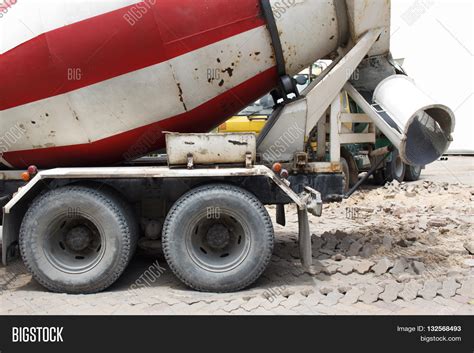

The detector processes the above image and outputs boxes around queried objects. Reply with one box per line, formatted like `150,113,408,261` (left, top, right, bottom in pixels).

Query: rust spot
254,51,261,56
228,140,248,146
218,79,224,87
176,82,188,111
330,35,335,40
222,67,234,77
217,58,221,63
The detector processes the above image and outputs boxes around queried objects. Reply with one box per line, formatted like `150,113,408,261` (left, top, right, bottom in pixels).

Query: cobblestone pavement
1,176,473,315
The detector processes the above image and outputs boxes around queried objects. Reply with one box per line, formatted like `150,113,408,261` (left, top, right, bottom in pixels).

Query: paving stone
340,287,364,305
186,301,210,314
323,263,340,275
347,241,363,257
280,294,306,310
301,292,324,307
308,263,324,275
410,261,426,275
379,282,404,303
320,291,344,306
354,260,375,274
372,258,394,276
323,236,339,252
338,237,354,252
390,258,409,275
395,273,415,283
438,278,461,299
241,297,265,311
419,280,442,300
291,304,319,315
464,241,474,255
373,300,403,313
230,308,253,315
360,243,376,258
457,278,474,298
321,248,338,257
359,285,383,304
319,287,334,296
337,285,352,295
337,260,356,275
382,236,393,251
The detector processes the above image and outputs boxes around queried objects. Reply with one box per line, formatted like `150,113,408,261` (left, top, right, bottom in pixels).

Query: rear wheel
341,158,350,193
373,169,386,185
385,149,406,183
162,184,274,292
405,164,422,181
341,147,359,187
19,186,138,294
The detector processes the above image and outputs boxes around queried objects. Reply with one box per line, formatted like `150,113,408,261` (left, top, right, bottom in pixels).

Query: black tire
341,147,359,187
162,184,274,292
341,158,350,193
373,169,386,185
385,149,406,183
19,186,138,294
404,164,423,181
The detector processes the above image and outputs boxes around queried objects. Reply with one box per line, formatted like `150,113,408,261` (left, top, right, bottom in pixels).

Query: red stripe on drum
0,0,264,111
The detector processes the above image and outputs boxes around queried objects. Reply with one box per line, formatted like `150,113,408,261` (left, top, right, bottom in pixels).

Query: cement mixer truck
0,0,455,293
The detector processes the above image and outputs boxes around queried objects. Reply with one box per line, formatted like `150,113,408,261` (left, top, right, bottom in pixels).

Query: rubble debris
464,242,474,255
372,258,394,276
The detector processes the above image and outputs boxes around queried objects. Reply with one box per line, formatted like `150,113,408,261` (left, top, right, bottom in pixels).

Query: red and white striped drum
0,0,342,168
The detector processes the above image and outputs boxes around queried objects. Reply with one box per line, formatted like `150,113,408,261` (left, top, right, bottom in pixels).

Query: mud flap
276,204,286,226
298,208,312,269
1,212,21,265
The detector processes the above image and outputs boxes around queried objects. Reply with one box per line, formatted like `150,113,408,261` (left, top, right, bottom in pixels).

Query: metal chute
373,75,455,166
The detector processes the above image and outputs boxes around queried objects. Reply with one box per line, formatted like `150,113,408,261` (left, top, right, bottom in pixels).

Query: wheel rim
394,155,404,179
43,214,105,274
185,210,250,273
341,158,350,191
412,165,422,175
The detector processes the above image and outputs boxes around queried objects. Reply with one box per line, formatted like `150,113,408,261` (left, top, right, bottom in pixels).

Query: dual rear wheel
19,184,274,294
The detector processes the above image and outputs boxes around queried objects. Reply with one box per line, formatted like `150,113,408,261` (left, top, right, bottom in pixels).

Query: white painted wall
390,0,474,153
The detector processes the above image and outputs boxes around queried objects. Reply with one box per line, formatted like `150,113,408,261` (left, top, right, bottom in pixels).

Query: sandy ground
422,156,474,186
0,157,473,315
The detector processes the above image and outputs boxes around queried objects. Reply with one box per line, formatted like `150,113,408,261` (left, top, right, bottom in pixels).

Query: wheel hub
65,226,92,251
205,224,230,249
